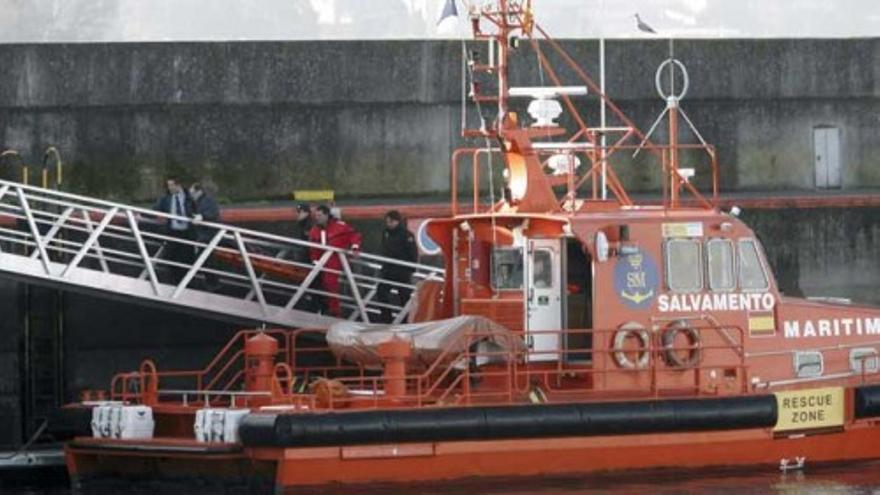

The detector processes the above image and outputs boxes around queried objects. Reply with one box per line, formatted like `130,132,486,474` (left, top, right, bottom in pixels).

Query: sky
0,0,877,42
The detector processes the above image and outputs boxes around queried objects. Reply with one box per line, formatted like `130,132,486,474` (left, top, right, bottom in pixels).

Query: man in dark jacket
153,176,196,284
190,182,221,289
290,203,319,311
291,203,313,263
377,210,418,323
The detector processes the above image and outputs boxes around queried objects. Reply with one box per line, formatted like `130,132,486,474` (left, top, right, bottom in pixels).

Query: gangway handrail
0,178,444,327
0,178,444,276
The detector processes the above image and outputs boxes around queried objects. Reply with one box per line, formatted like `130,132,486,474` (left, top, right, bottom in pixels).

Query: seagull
634,13,657,34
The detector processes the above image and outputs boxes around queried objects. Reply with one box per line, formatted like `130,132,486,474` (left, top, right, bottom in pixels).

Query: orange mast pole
496,0,510,127
668,103,679,208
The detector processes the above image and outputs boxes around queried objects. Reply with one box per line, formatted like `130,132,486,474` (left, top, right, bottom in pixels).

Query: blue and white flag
437,0,459,25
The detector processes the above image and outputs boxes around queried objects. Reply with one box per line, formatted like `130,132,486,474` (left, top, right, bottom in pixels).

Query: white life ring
661,320,702,368
612,322,651,370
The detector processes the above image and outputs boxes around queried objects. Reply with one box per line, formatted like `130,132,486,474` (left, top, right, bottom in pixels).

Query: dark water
7,463,880,495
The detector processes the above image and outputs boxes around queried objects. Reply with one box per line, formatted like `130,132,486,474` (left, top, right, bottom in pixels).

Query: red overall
308,219,362,317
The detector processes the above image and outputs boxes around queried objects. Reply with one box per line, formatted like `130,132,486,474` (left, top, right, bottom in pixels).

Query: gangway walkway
0,178,444,328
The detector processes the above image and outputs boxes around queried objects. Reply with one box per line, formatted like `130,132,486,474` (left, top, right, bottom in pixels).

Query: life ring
661,321,702,368
612,322,651,369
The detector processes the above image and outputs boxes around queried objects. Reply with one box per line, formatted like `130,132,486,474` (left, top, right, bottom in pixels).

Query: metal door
814,127,841,189
525,238,563,361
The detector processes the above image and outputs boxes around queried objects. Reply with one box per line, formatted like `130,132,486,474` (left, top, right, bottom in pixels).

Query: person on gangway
189,182,221,290
377,210,418,323
308,205,362,317
153,176,195,284
292,203,313,261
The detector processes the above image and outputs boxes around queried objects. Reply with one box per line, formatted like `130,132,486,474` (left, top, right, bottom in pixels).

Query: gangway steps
0,238,341,328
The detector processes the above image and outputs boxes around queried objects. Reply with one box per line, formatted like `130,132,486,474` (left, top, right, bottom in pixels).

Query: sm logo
613,249,659,309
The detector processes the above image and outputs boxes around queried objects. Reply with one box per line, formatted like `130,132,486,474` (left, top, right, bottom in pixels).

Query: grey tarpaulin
327,315,524,370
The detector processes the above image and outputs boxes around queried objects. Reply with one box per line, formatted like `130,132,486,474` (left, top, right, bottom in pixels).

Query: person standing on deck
308,205,362,317
153,176,195,284
376,210,418,323
189,182,221,290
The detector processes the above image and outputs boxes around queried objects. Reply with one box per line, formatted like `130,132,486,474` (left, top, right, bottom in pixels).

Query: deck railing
110,321,880,411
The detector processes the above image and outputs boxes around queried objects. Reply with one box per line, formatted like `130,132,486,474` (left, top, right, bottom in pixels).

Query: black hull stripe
239,395,777,448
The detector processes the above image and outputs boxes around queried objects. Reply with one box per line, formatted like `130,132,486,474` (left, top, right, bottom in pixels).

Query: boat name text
783,318,880,338
657,292,775,313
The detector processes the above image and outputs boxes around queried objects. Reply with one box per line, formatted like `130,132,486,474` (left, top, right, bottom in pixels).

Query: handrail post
472,150,479,214
1,150,28,185
451,150,461,216
651,330,658,397
43,146,63,190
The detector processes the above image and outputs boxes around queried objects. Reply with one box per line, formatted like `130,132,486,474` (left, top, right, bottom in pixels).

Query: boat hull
66,421,880,493
267,422,880,488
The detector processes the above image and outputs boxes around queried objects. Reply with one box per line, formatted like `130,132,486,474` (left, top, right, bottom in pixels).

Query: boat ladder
0,179,444,328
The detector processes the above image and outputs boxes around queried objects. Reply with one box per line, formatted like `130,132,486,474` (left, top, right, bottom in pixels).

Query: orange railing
305,323,748,410
451,142,719,217
288,328,372,384
110,328,291,404
109,323,754,410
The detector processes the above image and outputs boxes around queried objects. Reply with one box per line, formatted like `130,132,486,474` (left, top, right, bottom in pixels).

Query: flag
437,0,458,26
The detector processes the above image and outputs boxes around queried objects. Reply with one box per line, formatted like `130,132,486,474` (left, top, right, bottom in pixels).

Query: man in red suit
308,205,362,317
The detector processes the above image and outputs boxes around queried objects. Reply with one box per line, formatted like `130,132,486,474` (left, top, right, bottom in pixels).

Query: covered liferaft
326,315,524,369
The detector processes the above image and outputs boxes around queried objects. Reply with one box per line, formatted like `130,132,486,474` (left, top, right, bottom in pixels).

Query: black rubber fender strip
239,395,777,448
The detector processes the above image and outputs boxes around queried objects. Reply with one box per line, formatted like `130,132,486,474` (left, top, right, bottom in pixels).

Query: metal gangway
0,178,444,328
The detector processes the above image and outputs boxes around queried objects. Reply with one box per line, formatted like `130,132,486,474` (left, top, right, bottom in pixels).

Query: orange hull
66,422,880,492
267,424,880,487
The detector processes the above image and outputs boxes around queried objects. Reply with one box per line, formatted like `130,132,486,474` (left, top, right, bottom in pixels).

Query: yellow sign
748,313,776,336
774,387,844,432
661,222,703,238
293,190,334,201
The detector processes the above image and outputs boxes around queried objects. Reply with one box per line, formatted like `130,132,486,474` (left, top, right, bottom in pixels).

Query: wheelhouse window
492,248,523,290
706,239,735,291
665,239,703,292
738,239,769,290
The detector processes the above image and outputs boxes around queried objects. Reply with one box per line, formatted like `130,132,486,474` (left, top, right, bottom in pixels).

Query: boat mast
458,0,718,211
496,0,511,127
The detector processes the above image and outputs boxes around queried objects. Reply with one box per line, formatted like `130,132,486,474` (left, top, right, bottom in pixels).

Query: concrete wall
0,280,22,448
744,207,880,305
0,39,876,202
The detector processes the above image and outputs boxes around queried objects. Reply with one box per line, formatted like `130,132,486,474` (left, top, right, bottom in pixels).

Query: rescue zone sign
773,387,844,432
